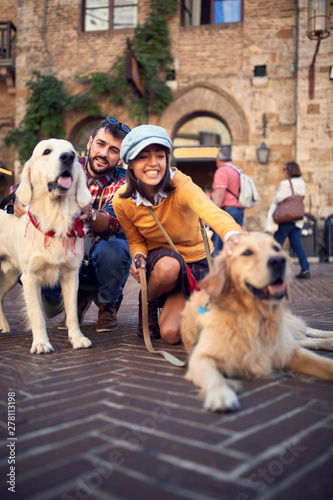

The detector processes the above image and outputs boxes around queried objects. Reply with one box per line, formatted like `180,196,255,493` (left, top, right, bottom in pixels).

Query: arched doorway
172,113,232,191
159,82,249,191
69,117,103,156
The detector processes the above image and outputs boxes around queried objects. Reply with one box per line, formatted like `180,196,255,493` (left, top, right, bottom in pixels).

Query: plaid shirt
9,156,127,239
78,156,127,238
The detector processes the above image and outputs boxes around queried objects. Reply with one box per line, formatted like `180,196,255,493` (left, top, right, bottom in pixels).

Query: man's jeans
274,222,309,273
212,206,244,256
83,235,131,304
43,235,131,313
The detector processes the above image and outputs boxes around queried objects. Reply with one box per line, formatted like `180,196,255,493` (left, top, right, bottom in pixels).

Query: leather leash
136,262,186,367
137,208,213,367
147,207,213,271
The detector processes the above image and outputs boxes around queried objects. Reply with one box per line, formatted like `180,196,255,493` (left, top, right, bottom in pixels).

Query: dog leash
199,218,213,272
136,262,186,367
147,207,213,271
135,208,213,367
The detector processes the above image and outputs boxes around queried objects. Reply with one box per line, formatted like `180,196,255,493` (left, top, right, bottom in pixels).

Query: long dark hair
285,161,302,178
119,146,175,199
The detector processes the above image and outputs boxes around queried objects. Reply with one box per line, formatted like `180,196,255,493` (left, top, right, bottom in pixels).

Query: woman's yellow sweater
113,168,241,263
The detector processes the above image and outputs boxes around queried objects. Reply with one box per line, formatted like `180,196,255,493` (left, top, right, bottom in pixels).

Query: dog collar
197,305,209,314
28,211,85,239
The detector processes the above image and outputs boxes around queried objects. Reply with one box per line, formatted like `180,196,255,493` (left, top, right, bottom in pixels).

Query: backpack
226,164,259,209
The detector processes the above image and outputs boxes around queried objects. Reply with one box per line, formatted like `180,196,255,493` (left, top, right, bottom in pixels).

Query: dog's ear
200,251,230,297
75,162,91,207
16,159,32,205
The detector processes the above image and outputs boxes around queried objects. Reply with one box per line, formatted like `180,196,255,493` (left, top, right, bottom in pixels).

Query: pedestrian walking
211,146,244,254
272,161,310,279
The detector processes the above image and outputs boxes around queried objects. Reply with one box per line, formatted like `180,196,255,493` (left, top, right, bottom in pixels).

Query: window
83,0,138,32
254,65,267,77
181,0,241,27
199,132,221,145
173,115,231,148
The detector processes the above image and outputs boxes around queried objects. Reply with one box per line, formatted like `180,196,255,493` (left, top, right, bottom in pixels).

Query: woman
273,161,310,279
113,125,242,344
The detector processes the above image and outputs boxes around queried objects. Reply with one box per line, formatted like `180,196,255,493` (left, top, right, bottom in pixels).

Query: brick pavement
0,263,332,500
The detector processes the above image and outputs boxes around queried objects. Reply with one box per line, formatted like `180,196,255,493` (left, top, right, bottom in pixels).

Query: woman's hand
130,257,146,283
224,232,244,256
227,233,240,245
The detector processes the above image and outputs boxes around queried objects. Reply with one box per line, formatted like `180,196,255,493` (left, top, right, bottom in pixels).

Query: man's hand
79,205,91,222
13,199,27,218
79,205,109,233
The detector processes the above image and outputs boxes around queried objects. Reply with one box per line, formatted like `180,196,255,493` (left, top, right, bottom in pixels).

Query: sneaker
58,293,92,329
96,302,118,332
137,293,160,340
58,317,67,330
295,270,310,280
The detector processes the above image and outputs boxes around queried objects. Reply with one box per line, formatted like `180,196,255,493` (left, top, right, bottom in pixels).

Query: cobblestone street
0,263,332,500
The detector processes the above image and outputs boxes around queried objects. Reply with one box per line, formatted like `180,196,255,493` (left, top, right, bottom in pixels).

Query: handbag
147,207,212,293
273,179,304,224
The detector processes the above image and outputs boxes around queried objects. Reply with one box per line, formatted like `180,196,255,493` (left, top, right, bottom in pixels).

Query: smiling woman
113,124,242,345
127,145,168,204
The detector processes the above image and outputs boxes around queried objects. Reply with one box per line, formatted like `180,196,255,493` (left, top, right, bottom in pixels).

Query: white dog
0,138,92,354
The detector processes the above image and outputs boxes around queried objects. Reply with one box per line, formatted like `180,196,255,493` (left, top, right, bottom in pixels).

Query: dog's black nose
60,152,75,166
268,255,286,278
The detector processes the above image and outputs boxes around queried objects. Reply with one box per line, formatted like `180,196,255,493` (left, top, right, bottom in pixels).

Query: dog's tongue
57,176,72,189
268,283,286,295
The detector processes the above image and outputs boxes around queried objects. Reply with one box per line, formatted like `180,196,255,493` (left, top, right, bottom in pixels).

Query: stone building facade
0,0,332,255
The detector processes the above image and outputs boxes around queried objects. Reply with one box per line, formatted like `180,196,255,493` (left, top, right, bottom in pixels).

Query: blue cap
120,125,172,164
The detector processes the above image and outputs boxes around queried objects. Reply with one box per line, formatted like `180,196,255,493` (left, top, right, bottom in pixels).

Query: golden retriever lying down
181,232,333,412
0,139,92,354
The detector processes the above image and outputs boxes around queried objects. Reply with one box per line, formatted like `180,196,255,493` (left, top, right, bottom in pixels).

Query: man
13,117,132,332
211,146,244,255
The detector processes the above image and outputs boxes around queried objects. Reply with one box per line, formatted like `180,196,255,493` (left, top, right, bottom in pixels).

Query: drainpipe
294,0,299,162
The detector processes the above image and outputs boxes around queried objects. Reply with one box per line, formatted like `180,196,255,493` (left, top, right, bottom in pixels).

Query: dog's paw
71,336,92,349
0,325,11,333
30,342,54,354
322,341,333,351
0,319,11,333
204,386,240,412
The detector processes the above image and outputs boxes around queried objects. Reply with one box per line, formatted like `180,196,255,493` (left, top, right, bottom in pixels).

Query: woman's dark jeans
274,222,309,273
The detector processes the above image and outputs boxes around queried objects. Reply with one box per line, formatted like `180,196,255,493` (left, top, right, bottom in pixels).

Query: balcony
0,21,16,94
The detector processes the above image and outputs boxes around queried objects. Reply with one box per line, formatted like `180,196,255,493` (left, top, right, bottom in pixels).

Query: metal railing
0,21,16,60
